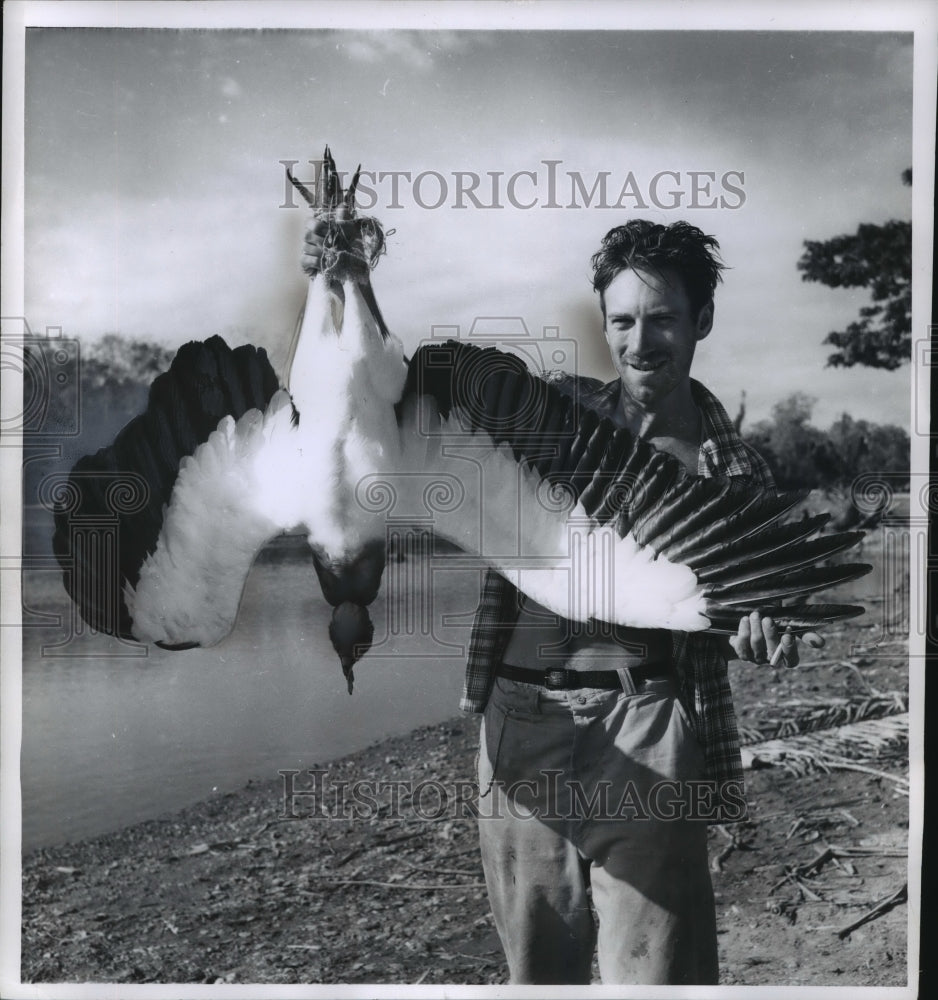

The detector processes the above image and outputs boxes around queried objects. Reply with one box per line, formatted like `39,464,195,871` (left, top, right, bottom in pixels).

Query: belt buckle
544,668,568,690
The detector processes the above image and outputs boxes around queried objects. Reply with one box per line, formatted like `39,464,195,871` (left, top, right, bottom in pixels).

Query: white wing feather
390,396,708,631
125,390,299,645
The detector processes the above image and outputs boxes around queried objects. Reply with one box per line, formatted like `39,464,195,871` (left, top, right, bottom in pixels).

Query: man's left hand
729,611,824,667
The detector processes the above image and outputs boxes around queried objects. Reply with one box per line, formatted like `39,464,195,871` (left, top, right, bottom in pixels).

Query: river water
20,552,484,852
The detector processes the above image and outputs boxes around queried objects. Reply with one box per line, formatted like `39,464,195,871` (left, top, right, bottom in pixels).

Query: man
459,220,822,985
302,215,821,985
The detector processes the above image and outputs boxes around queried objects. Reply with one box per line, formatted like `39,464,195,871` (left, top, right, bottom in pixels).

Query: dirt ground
19,533,914,989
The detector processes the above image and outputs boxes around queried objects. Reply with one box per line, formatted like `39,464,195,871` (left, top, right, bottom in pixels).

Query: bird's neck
285,276,347,408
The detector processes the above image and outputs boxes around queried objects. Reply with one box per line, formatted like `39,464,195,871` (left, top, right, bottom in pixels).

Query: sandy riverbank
21,691,910,988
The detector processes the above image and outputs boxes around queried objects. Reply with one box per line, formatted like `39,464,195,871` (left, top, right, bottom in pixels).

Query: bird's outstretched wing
394,339,870,635
53,146,871,672
52,336,298,647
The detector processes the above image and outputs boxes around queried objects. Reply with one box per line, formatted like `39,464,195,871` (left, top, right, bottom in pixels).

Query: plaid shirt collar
691,379,758,479
579,375,757,479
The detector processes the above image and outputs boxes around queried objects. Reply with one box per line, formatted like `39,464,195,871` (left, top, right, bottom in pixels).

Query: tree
827,412,909,490
82,332,175,389
744,395,909,492
744,393,832,490
797,170,911,370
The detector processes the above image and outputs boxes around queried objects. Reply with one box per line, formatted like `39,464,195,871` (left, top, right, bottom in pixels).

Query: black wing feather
695,530,864,586
705,563,873,606
704,603,867,635
52,337,285,640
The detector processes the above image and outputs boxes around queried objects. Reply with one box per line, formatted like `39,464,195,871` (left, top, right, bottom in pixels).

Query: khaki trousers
477,673,719,985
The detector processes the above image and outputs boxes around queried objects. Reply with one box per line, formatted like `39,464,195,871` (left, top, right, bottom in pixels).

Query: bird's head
328,601,376,695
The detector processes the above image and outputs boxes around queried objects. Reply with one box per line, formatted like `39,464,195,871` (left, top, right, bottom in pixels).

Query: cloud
339,30,470,71
343,34,430,70
25,180,305,364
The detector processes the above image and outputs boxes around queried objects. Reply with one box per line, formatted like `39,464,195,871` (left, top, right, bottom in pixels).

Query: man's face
602,266,713,412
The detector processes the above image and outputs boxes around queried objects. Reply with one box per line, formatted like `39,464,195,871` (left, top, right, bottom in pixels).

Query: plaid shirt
459,372,775,797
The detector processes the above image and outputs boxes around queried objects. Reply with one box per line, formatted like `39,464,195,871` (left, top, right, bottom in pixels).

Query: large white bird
53,149,870,691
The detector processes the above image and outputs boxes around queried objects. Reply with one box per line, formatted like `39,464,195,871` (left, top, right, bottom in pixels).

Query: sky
22,23,917,430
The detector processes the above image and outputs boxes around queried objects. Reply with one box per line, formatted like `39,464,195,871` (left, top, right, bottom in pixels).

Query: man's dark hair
591,220,726,319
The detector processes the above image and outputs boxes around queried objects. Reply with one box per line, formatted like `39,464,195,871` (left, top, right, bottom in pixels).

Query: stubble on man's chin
618,368,678,412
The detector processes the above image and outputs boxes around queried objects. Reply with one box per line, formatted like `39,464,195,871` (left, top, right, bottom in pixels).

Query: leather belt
496,661,671,691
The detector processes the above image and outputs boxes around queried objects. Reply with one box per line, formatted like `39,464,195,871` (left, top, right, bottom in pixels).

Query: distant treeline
743,392,909,492
22,335,177,557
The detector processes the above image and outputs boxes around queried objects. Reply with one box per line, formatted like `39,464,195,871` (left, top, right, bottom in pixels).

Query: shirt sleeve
460,570,521,713
744,442,777,490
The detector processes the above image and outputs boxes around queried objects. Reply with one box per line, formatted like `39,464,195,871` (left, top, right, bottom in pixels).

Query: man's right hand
302,218,372,284
729,611,824,668
300,219,331,277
